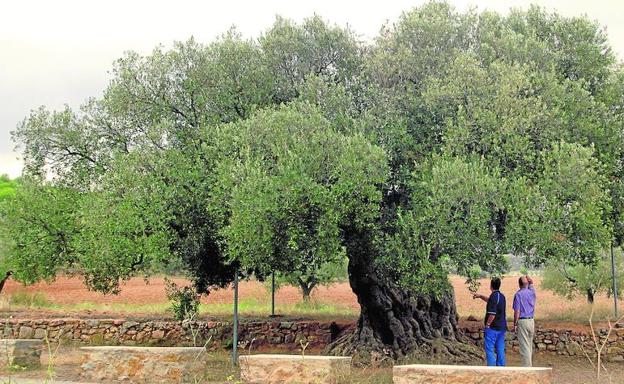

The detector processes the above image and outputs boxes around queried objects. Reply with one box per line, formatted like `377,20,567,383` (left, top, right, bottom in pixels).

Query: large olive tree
4,3,623,363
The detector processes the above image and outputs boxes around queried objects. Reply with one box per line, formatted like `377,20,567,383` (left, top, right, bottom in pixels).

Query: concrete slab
239,354,351,384
393,364,553,384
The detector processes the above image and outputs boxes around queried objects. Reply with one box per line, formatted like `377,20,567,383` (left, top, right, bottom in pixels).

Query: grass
196,298,357,319
1,293,358,320
7,291,53,308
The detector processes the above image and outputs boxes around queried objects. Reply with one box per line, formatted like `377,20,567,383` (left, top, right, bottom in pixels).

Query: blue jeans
484,327,506,366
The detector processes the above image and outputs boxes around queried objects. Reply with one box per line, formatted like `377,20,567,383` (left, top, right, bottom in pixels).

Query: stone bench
238,354,351,384
80,346,206,383
0,339,42,368
393,364,552,384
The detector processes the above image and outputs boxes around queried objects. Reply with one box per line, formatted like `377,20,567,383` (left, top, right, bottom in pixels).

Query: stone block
33,328,46,340
152,330,165,339
239,354,351,384
18,327,34,339
393,364,552,384
80,346,206,383
0,339,43,368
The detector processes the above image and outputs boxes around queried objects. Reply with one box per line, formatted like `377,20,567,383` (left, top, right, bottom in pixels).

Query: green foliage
465,266,486,294
377,156,509,295
271,256,348,301
260,15,361,103
3,2,622,306
164,278,201,321
0,175,18,202
0,175,18,276
542,249,624,303
1,181,81,284
219,102,387,277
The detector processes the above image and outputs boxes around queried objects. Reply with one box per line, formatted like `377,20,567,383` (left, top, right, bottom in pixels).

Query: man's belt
519,317,533,319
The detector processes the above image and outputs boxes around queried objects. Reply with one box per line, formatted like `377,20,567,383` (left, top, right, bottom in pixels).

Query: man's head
490,277,501,291
518,276,528,289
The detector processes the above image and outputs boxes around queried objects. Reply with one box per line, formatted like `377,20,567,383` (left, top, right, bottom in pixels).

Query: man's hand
513,324,517,333
472,293,488,302
526,275,533,286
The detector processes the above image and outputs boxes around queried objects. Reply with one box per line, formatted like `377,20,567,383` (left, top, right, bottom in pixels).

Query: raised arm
527,275,536,297
473,293,489,302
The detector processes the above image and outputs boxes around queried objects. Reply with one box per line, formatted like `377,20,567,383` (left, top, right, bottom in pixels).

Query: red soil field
1,274,619,329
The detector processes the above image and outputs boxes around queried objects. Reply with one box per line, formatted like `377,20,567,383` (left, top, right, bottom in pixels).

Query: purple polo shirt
513,285,536,318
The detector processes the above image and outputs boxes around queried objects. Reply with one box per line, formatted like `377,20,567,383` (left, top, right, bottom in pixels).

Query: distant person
513,275,536,367
473,277,507,366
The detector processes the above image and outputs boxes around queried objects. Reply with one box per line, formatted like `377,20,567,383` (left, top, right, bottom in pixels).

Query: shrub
10,291,52,308
164,279,200,321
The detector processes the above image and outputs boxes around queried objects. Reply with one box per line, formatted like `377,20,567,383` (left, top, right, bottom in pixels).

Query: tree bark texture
326,227,480,365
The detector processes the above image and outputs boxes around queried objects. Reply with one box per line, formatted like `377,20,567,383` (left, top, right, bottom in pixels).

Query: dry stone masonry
2,318,623,361
1,318,337,350
461,322,624,362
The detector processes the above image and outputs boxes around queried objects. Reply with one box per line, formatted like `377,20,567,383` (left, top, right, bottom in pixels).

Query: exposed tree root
325,326,482,367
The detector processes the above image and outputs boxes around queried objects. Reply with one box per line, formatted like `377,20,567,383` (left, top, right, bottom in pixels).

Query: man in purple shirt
513,275,536,367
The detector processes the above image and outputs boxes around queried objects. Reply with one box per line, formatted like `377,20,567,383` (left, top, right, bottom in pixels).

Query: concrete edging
238,354,352,384
393,364,553,384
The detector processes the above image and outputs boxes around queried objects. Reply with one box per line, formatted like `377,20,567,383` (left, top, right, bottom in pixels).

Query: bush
164,279,200,321
10,291,52,308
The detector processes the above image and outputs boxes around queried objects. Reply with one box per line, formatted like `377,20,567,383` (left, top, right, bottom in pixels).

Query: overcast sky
1,0,623,177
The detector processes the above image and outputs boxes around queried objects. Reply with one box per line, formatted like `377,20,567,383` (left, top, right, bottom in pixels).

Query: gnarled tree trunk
326,228,480,365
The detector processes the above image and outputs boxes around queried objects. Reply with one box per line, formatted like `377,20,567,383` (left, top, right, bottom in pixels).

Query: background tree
1,181,81,284
0,175,19,278
271,257,349,302
542,251,624,304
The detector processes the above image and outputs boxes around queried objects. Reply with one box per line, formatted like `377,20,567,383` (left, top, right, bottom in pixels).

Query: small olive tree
542,251,624,303
271,257,348,302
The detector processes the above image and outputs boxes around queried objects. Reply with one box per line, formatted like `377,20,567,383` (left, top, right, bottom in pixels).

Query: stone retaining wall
2,318,622,360
461,322,624,361
1,318,338,351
